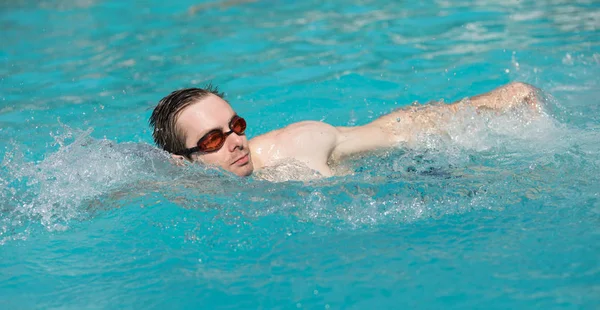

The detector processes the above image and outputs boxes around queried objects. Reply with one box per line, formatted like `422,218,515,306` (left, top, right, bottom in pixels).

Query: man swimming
149,82,539,178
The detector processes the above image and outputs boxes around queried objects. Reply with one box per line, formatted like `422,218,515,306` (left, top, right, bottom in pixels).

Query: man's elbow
506,81,541,109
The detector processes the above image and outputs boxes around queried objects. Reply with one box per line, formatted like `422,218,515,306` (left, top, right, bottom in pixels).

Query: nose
226,131,245,152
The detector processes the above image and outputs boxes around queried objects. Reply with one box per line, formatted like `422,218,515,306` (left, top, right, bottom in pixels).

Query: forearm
451,82,540,112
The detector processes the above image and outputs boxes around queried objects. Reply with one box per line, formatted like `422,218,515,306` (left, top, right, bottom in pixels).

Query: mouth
232,153,250,166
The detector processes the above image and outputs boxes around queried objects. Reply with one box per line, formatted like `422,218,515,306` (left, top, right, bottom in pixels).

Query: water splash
2,100,598,244
0,125,223,243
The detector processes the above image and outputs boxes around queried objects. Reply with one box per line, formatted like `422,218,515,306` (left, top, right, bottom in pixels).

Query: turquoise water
1,0,599,308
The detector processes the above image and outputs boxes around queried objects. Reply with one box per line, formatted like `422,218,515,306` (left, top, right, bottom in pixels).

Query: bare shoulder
249,121,339,175
250,121,337,144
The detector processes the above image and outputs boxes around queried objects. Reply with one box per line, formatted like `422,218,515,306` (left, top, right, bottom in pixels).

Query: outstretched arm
330,82,540,161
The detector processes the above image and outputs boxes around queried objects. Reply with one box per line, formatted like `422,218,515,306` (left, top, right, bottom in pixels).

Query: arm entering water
330,82,540,162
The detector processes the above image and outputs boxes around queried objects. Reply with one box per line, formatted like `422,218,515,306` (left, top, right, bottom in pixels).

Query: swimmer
149,82,540,178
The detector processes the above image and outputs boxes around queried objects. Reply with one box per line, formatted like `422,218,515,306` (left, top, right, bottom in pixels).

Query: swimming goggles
176,115,246,156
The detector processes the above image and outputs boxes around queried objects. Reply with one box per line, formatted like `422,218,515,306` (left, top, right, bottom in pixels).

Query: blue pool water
1,0,599,308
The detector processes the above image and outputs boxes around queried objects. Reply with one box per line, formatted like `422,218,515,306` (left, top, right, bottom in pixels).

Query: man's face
175,94,254,176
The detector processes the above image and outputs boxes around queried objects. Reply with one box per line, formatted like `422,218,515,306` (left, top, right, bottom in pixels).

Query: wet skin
173,82,540,177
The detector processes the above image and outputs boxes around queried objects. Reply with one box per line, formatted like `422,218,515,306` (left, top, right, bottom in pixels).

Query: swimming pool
1,0,599,308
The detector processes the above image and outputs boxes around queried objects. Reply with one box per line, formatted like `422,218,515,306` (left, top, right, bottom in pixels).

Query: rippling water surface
1,0,599,308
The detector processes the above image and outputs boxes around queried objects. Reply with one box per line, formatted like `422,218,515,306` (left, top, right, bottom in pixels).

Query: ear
170,154,187,166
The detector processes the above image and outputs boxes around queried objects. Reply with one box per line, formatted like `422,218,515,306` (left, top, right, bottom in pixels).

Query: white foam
0,126,206,242
1,97,597,240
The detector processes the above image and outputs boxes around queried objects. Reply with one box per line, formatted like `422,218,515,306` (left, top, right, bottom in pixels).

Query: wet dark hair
149,84,225,154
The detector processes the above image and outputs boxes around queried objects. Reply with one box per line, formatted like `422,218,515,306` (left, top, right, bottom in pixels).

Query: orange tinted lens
231,116,246,134
198,130,225,152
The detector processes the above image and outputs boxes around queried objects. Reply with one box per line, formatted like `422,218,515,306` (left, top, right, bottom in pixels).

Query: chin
232,164,254,177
